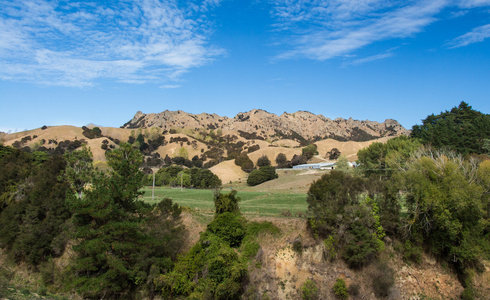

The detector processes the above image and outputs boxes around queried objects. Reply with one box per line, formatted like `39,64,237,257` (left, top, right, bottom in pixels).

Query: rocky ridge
122,109,409,142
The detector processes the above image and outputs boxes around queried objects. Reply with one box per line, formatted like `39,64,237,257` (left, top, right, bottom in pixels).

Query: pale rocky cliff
122,109,409,142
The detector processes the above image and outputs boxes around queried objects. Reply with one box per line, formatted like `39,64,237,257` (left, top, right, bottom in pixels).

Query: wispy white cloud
457,0,490,8
446,23,490,48
0,0,224,87
160,84,182,89
271,0,449,61
270,0,490,62
345,50,396,66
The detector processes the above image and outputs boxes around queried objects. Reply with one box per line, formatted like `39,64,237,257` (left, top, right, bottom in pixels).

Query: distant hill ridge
122,109,409,142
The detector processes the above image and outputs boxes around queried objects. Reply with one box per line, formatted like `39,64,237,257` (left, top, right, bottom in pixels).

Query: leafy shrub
327,148,341,160
159,190,257,299
203,159,219,169
342,220,379,268
0,154,71,266
214,189,241,215
238,130,265,140
461,275,476,300
411,101,490,155
160,234,247,299
247,166,278,186
323,235,338,261
301,279,319,300
207,212,246,247
276,153,288,167
332,278,348,299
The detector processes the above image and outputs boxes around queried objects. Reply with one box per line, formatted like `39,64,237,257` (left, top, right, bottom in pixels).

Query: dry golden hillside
1,125,396,184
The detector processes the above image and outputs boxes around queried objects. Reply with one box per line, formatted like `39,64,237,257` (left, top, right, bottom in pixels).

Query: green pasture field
141,187,308,217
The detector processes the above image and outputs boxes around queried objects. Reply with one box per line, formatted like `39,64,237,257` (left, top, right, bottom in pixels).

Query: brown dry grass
315,137,392,161
209,160,248,184
272,139,301,148
248,147,301,166
154,133,208,160
3,125,84,145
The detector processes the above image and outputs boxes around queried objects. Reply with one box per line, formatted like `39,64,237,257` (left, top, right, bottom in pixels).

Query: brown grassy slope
248,147,301,166
314,137,392,161
209,160,248,184
3,126,84,145
154,134,208,159
249,169,326,193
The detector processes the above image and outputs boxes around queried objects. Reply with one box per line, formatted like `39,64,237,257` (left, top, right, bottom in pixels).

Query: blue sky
1,0,490,133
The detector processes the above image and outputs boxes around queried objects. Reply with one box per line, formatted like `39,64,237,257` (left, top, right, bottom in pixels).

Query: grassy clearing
141,187,308,217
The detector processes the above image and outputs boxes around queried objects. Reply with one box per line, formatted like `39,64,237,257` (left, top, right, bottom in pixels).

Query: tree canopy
411,101,490,155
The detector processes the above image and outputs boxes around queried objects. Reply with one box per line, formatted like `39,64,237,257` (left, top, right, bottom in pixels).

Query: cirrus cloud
270,0,490,63
0,0,224,87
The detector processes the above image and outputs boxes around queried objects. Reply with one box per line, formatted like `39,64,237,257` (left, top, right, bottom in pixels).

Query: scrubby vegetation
304,102,490,298
0,101,489,299
157,189,279,299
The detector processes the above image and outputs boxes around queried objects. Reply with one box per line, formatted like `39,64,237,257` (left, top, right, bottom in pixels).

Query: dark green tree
276,153,287,166
247,166,278,186
302,144,319,160
411,101,490,155
235,152,254,173
257,155,271,167
69,143,165,298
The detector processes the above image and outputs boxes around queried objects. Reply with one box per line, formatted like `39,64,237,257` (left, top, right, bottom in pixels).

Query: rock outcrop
122,109,409,142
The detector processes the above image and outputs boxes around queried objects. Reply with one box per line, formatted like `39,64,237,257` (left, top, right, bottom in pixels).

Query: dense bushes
394,149,490,270
332,278,348,299
152,166,221,188
0,147,71,266
247,166,278,186
207,212,246,247
307,171,387,268
291,154,308,166
301,279,319,300
158,190,278,299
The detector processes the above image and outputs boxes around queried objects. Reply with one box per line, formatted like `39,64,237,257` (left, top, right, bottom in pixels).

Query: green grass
141,187,308,217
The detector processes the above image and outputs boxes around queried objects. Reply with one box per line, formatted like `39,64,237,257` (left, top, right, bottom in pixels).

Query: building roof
292,162,336,169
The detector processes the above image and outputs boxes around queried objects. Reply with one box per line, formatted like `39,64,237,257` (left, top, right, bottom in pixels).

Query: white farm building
292,162,336,170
